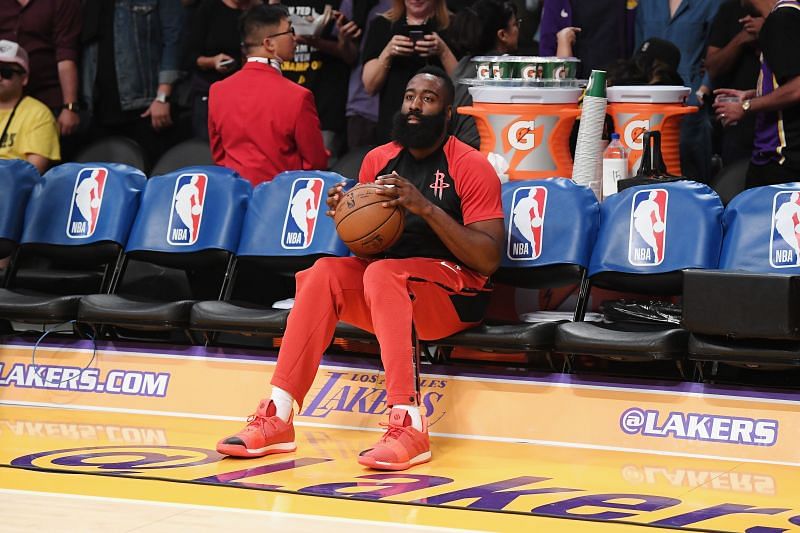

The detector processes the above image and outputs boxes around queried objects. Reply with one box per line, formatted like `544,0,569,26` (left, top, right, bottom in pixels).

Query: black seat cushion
190,301,289,335
688,334,800,367
437,321,560,351
555,321,688,361
334,321,377,342
13,268,104,294
79,294,195,330
0,288,83,322
332,320,559,353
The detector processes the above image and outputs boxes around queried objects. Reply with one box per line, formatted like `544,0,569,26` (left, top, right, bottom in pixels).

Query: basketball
334,183,405,256
653,221,665,233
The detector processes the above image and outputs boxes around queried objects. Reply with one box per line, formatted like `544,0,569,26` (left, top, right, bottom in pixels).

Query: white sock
393,404,422,431
270,386,294,422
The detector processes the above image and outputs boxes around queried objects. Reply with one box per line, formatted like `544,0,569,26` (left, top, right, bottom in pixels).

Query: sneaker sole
217,441,297,458
357,450,431,471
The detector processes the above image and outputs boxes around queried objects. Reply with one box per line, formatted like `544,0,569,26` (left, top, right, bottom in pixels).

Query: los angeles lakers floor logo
11,445,221,474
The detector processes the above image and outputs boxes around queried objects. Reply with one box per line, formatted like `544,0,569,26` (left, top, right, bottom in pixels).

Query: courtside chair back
77,165,250,341
0,162,145,327
0,160,39,261
422,178,600,369
684,183,800,371
554,180,724,376
190,170,353,342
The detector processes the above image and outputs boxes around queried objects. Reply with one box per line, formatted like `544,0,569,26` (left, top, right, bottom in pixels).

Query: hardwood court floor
1,404,799,532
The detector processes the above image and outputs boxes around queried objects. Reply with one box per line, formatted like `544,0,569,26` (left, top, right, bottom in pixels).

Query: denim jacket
82,0,185,112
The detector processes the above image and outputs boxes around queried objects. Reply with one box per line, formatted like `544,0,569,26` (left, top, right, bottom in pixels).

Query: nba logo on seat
770,191,800,268
167,173,208,246
629,188,668,266
66,167,108,239
282,177,324,249
507,186,547,261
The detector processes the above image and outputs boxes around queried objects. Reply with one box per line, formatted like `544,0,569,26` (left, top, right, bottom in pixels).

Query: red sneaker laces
378,421,409,442
245,412,282,437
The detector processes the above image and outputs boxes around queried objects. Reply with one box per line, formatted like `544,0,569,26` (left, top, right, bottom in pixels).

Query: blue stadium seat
189,171,352,340
77,166,250,339
554,181,724,374
0,163,146,325
421,178,600,367
684,183,800,370
0,160,40,261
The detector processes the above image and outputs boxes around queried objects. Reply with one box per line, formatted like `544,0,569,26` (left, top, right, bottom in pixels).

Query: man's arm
706,33,753,81
749,76,800,114
375,173,504,276
142,0,185,130
25,154,50,174
56,60,80,135
295,91,329,170
207,90,224,164
53,0,82,136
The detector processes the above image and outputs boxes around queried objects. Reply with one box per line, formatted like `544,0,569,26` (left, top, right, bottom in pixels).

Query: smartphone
219,58,235,67
409,29,425,43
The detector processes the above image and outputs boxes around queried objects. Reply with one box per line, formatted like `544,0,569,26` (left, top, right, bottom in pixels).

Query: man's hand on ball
326,181,348,217
375,173,432,216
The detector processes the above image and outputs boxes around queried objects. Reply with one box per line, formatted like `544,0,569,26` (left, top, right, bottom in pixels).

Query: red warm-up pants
270,256,490,406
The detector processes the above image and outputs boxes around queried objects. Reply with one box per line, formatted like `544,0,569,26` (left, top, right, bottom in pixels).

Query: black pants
746,160,800,188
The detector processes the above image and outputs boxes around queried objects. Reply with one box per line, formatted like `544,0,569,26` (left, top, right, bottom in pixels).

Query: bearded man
215,66,504,471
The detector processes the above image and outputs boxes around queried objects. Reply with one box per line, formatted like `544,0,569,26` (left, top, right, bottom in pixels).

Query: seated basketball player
217,66,504,471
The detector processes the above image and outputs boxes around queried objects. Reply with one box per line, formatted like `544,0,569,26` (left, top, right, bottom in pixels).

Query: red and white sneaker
216,399,296,458
358,407,431,471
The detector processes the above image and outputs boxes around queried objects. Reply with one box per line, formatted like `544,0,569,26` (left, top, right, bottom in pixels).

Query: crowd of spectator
0,0,797,189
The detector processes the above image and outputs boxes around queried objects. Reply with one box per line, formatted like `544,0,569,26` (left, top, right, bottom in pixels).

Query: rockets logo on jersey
507,186,547,261
629,188,668,266
66,167,108,239
770,191,800,268
282,177,324,249
167,173,208,246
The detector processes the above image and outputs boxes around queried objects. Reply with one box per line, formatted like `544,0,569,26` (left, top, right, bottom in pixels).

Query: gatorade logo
521,65,542,80
477,65,491,79
624,119,650,151
508,121,536,151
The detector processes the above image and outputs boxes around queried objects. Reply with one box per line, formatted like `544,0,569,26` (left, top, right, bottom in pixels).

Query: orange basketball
334,183,405,256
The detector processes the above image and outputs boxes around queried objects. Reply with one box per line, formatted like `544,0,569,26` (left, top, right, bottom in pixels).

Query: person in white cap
0,40,60,173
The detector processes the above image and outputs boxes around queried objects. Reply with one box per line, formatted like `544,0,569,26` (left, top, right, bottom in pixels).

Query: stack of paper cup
572,70,608,199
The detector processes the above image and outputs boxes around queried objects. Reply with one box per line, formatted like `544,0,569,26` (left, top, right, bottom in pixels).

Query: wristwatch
155,92,169,104
742,99,752,114
62,102,79,112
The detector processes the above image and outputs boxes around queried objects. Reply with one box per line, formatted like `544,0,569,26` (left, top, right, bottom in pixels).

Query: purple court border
5,336,800,404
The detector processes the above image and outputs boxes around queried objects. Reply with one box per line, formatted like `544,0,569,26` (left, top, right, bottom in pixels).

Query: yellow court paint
3,340,800,532
1,404,800,532
2,342,798,465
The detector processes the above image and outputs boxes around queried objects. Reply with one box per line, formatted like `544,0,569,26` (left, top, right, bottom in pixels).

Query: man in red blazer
208,4,328,186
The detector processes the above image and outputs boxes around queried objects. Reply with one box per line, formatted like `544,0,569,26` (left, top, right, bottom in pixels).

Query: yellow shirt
0,96,60,163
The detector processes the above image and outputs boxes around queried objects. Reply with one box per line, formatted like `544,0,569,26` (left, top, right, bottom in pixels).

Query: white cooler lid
607,85,691,104
468,86,582,104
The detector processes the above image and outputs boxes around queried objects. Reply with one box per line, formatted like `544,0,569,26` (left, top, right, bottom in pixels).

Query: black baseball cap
634,38,681,73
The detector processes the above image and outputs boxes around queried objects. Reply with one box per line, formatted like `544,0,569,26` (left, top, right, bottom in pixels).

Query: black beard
391,109,447,149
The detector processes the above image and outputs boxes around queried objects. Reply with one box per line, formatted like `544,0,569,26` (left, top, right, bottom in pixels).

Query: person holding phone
361,0,459,144
185,0,263,140
448,0,520,148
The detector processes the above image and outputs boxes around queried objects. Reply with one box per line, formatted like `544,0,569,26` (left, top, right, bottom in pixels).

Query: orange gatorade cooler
606,86,696,176
458,86,581,181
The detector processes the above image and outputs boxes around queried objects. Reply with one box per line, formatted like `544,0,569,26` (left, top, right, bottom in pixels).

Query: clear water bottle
602,133,628,199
